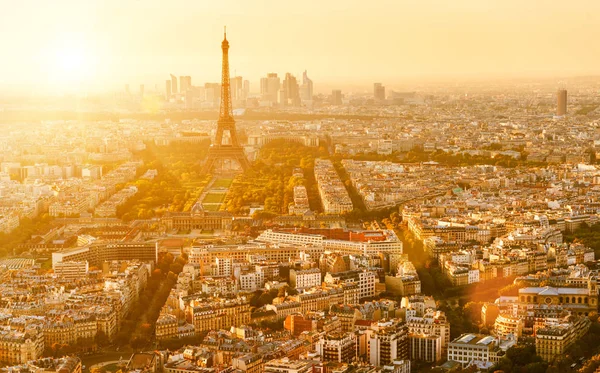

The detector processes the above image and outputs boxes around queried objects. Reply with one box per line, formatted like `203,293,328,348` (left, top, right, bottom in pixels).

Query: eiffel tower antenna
201,28,250,174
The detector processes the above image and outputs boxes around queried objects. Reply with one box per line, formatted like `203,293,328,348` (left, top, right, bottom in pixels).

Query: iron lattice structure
201,28,250,174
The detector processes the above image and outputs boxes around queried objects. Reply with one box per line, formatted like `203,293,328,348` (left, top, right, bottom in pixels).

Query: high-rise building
282,73,300,106
124,84,130,94
231,76,243,100
557,89,567,116
260,78,268,98
374,83,386,100
205,83,220,105
180,76,192,93
170,74,178,94
261,73,280,104
300,70,313,101
332,90,343,105
243,80,250,99
369,320,409,366
165,80,172,100
185,90,194,109
139,84,145,98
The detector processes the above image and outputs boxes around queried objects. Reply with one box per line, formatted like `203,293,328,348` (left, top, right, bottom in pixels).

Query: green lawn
213,178,233,188
203,193,226,203
202,204,220,211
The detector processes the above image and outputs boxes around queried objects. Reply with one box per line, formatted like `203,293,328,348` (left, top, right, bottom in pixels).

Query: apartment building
53,261,89,280
156,314,178,340
408,334,442,362
290,268,322,290
185,297,251,334
0,329,44,364
535,317,591,361
324,270,376,300
264,358,314,373
406,310,450,355
315,332,357,363
314,159,353,214
232,354,264,373
368,320,409,367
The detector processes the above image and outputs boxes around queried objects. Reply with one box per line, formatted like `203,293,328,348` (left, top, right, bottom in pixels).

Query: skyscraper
165,80,172,100
170,74,178,94
300,70,313,101
281,73,300,106
205,83,221,105
557,89,567,116
140,84,144,98
332,90,343,105
374,83,385,100
243,80,250,100
261,73,280,104
231,76,243,101
180,76,192,93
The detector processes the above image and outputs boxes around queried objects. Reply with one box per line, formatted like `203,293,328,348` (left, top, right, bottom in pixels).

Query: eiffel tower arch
201,28,250,175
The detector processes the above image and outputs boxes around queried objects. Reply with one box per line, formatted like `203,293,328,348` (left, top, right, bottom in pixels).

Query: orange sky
2,0,600,93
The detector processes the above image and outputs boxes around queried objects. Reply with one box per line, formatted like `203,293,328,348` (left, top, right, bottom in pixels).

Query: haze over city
2,0,600,94
3,2,600,373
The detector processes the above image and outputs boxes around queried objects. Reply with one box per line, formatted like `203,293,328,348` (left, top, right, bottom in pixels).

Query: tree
464,301,482,324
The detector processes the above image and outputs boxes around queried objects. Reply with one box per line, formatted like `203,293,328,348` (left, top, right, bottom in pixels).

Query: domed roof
191,203,205,215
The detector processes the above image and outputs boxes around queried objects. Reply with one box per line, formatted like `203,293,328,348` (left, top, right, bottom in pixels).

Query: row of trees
114,252,186,349
224,140,328,215
0,213,53,257
564,222,600,259
116,142,212,221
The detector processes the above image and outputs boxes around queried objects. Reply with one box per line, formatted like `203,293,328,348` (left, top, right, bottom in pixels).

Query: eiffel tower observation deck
201,27,250,174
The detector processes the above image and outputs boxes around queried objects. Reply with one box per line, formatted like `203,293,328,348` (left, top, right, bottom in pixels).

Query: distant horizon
3,72,600,98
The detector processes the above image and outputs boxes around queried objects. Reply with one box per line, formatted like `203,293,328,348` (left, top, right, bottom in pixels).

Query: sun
45,34,97,90
56,48,86,73
52,45,92,83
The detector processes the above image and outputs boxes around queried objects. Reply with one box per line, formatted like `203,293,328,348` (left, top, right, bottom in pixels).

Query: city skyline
2,0,600,94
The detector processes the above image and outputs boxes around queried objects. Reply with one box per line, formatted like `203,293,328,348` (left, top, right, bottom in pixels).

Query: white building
468,269,480,284
239,271,264,291
215,257,232,277
290,268,322,290
447,334,497,367
54,261,89,280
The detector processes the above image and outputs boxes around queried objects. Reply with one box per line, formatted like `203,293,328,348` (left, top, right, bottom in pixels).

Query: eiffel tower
201,28,250,174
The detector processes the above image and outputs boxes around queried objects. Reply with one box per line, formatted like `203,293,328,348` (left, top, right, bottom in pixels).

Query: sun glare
45,34,97,90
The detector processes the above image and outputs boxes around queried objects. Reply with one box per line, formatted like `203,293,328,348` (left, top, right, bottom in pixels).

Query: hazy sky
2,0,600,93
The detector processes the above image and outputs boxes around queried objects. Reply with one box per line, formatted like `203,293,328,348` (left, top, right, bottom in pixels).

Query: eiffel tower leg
201,153,219,175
